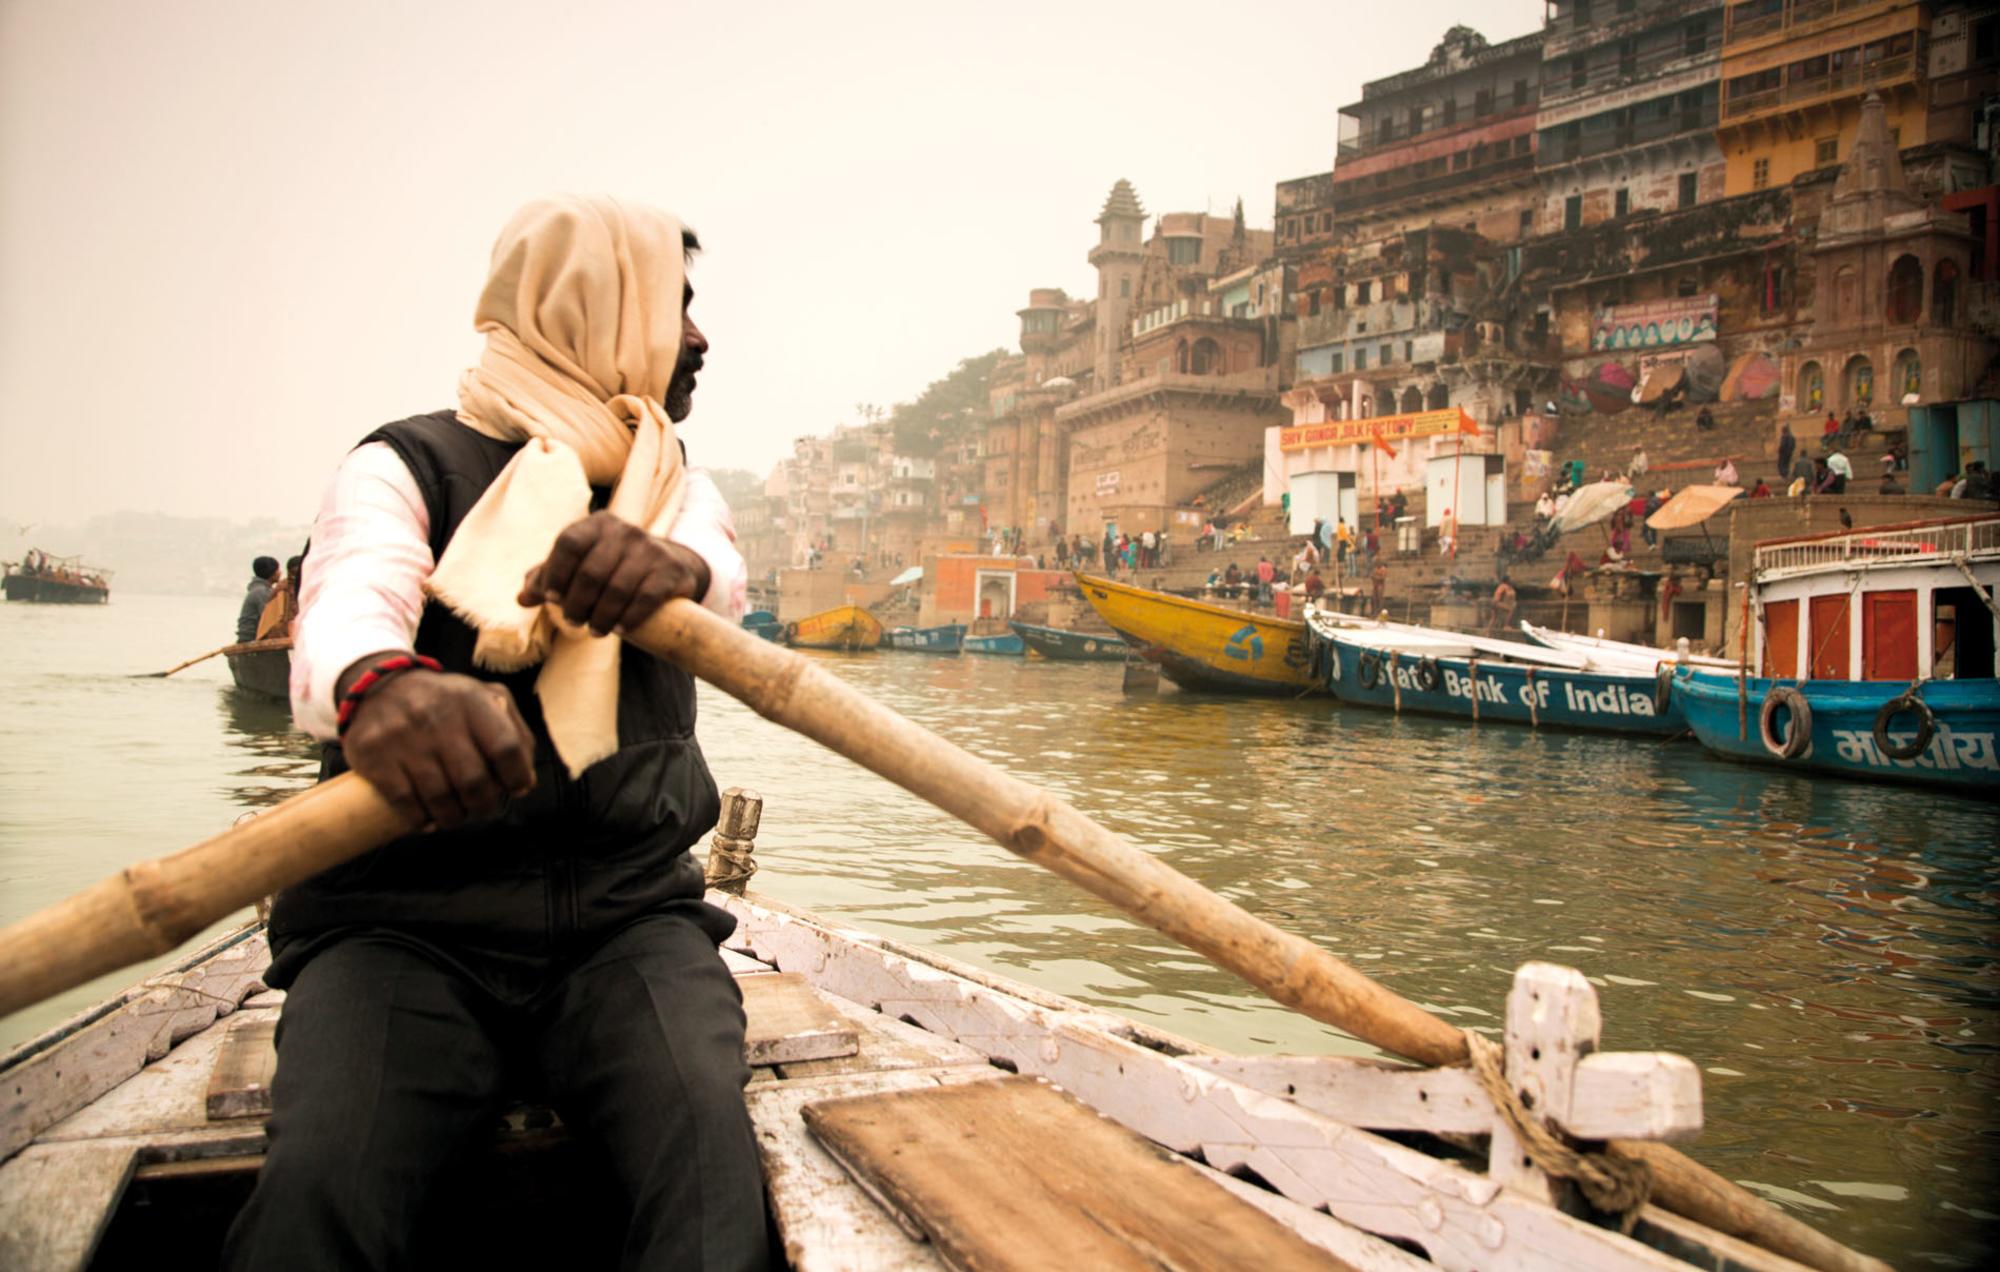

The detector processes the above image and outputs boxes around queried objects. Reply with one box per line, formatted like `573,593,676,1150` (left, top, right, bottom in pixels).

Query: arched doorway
1426,382,1450,410
1798,360,1824,413
1399,385,1423,414
1932,260,1960,326
1175,339,1189,374
1842,354,1874,409
1886,254,1922,325
1834,265,1858,320
1190,337,1222,375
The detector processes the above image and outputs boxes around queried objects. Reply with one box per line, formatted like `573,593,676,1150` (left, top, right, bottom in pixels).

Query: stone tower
1089,179,1146,390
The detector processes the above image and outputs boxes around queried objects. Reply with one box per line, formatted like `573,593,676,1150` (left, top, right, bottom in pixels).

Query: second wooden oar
141,637,292,678
0,599,1886,1272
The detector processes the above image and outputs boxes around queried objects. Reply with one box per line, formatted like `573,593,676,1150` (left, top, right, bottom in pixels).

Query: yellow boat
1073,573,1317,694
784,604,884,651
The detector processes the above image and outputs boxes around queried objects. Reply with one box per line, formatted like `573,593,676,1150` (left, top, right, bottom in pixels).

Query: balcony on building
1720,2,1925,124
1543,0,1724,63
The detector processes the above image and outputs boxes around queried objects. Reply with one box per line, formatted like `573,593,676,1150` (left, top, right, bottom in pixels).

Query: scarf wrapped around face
424,196,688,777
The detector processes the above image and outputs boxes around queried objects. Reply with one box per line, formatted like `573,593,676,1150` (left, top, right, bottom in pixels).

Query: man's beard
665,350,702,422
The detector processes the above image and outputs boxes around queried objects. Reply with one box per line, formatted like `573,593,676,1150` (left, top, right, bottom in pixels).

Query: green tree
889,349,1009,456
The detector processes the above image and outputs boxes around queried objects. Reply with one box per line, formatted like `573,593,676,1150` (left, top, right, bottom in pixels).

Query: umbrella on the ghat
1552,480,1633,533
1683,345,1726,402
1635,361,1684,406
1719,352,1781,402
1583,361,1636,414
1646,484,1743,531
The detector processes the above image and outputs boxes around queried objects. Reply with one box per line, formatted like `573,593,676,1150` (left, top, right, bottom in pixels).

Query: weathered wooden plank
1,927,269,1161
749,1068,999,1272
205,1015,279,1121
39,1010,271,1144
802,1075,1350,1272
742,973,858,1067
0,1140,137,1271
1492,962,1600,1204
1199,1165,1432,1272
1181,1051,1701,1142
723,896,1705,1272
721,946,773,977
1632,1204,1821,1272
773,991,988,1081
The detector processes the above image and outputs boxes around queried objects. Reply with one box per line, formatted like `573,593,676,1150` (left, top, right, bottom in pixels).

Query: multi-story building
1717,0,1930,197
1534,0,1727,234
1333,26,1546,243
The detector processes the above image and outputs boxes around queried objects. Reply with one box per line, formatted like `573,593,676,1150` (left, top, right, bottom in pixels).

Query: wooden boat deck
0,894,1826,1271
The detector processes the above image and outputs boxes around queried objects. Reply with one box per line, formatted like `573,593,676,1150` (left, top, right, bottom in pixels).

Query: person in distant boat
255,554,305,640
223,198,765,1270
1488,577,1517,636
236,556,279,642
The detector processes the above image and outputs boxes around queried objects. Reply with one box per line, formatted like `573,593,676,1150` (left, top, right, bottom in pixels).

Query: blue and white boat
1672,514,1999,793
883,622,965,654
1304,609,1686,735
962,630,1025,656
742,609,784,642
1008,621,1129,662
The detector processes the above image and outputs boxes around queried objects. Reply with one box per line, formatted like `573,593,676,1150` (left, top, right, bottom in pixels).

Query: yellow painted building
1717,0,1929,197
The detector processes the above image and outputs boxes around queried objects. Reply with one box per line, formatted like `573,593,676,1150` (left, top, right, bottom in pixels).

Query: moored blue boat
1308,619,1684,735
1672,670,1999,794
1008,621,1128,662
884,622,965,653
742,610,784,642
962,631,1025,656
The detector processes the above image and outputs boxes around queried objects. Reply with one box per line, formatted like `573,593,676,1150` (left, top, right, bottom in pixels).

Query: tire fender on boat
1357,651,1382,690
1414,657,1442,693
1758,685,1812,759
1872,692,1936,761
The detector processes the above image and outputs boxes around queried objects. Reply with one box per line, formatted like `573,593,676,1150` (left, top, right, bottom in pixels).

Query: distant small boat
742,610,785,642
1519,622,1734,673
226,643,291,701
786,605,883,651
885,623,965,653
961,630,1025,656
1073,573,1315,694
1009,621,1128,662
3,549,110,604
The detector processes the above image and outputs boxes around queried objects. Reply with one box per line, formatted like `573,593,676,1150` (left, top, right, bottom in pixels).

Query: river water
2,593,1995,1263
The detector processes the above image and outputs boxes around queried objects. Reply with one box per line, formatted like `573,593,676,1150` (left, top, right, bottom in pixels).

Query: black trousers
222,914,769,1271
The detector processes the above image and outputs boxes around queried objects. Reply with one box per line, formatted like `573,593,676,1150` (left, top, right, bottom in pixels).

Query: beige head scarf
424,196,689,776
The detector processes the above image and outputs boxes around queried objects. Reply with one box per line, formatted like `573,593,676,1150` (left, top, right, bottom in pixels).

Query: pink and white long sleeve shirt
290,441,747,741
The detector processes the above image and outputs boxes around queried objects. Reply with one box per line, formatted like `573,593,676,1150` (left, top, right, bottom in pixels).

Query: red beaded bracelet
335,653,443,737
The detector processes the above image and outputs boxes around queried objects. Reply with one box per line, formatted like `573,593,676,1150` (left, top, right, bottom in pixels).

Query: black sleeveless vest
266,411,726,985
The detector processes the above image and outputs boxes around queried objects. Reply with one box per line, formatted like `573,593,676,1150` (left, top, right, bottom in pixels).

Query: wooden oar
141,637,292,678
0,599,1885,1272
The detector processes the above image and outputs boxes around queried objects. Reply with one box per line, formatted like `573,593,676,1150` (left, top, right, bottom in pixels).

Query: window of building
1307,291,1321,316
1576,0,1592,19
1328,351,1344,374
1513,79,1529,107
1814,137,1838,168
1379,343,1394,367
1476,87,1493,115
1443,97,1457,126
1933,259,1960,325
1409,105,1426,134
1678,171,1699,209
1354,347,1368,370
1618,39,1637,78
1677,275,1699,298
1167,238,1202,265
1886,254,1923,324
1762,262,1788,313
1514,134,1532,156
1616,0,1635,11
1563,194,1582,231
1520,207,1534,232
1685,18,1708,57
1615,188,1630,217
1400,386,1424,413
1799,361,1824,413
1119,278,1130,298
1356,280,1372,304
1570,58,1587,91
1752,157,1770,190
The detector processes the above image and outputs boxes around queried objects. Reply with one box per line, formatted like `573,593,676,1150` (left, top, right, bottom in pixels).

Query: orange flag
1371,429,1398,460
1457,408,1481,436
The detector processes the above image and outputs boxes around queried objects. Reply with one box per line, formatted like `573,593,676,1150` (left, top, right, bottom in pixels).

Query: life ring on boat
1655,665,1675,714
1871,693,1935,761
1356,651,1383,690
1413,657,1442,693
1758,685,1812,760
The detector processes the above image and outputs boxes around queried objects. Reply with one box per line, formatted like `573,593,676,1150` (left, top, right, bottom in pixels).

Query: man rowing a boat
224,197,767,1269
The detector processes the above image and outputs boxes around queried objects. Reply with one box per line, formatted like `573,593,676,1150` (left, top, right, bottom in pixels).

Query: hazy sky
0,0,1542,524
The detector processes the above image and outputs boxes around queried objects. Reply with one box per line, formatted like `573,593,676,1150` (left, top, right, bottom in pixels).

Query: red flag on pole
1457,408,1481,436
1371,429,1398,460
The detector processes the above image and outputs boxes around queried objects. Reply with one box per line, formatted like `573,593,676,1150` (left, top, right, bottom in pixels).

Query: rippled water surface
3,594,1996,1263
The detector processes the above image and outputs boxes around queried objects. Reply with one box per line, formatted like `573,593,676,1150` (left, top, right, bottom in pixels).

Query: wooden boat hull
884,623,965,653
2,574,108,604
1009,621,1128,662
0,894,1800,1272
1672,669,2000,792
225,647,291,701
1316,628,1684,734
961,631,1024,656
1073,573,1315,694
741,610,785,643
786,605,883,651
